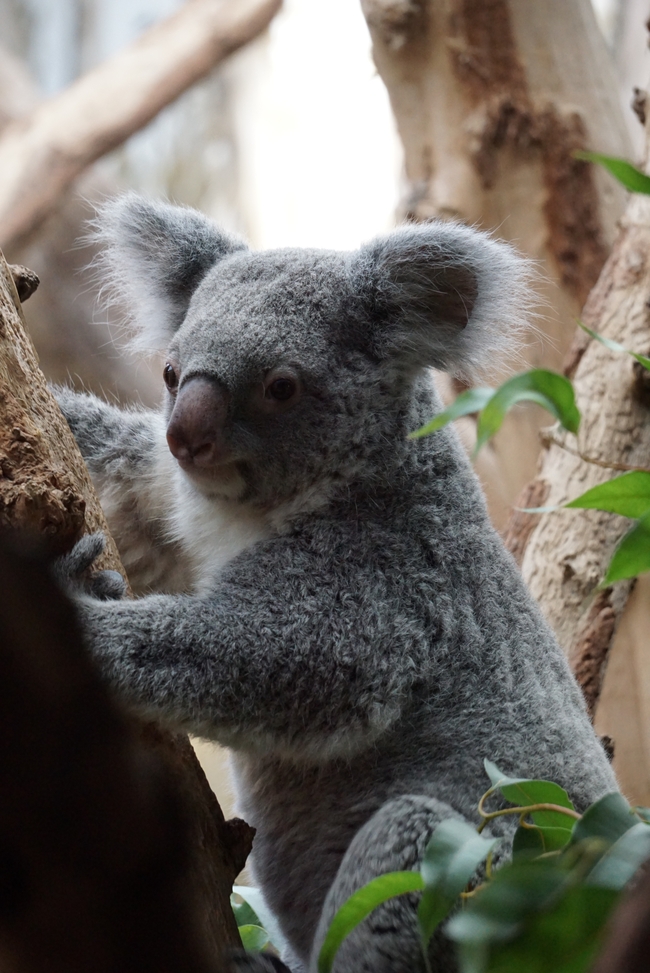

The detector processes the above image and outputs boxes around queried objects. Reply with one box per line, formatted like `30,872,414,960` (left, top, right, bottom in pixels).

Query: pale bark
0,0,281,251
0,251,253,957
520,194,650,704
361,0,631,525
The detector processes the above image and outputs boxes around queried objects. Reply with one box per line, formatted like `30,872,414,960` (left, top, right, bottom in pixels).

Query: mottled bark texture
0,251,253,961
0,0,281,251
361,0,631,525
519,161,650,716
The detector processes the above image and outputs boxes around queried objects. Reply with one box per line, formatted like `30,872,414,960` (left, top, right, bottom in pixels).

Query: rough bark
361,0,631,526
518,150,650,693
0,251,253,958
0,0,281,251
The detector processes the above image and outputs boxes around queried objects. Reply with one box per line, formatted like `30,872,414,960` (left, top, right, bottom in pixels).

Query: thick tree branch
0,250,254,959
0,0,282,250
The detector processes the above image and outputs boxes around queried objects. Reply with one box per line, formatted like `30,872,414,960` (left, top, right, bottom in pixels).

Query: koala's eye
266,377,296,402
163,363,179,392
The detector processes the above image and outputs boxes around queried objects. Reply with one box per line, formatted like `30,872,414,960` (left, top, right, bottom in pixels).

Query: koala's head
95,194,532,508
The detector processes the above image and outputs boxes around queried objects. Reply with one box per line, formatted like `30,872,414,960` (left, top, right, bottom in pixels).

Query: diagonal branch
0,0,282,250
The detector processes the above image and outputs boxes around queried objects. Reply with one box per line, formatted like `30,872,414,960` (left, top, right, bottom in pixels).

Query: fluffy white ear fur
90,193,247,352
358,221,536,380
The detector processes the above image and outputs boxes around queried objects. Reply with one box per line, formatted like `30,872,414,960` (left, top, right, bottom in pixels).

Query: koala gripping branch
0,250,253,964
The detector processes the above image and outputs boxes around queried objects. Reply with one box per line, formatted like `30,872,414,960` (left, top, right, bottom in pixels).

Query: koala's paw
226,951,293,973
53,533,127,601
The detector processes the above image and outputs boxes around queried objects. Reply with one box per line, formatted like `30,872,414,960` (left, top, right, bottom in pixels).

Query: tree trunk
361,0,632,526
0,252,253,958
515,98,650,803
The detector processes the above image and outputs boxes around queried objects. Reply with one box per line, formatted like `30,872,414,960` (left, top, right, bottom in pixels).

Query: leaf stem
540,430,650,474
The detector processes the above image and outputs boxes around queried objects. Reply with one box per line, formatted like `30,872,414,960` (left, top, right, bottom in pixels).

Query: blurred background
2,0,650,822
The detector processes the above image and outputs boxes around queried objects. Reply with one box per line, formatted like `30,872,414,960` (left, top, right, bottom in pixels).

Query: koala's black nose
166,376,229,468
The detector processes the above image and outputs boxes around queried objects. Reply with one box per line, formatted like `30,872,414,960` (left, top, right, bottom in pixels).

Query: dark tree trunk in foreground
0,252,253,964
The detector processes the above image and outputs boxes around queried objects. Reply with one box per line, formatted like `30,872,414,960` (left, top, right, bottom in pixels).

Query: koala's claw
53,533,126,600
89,568,127,601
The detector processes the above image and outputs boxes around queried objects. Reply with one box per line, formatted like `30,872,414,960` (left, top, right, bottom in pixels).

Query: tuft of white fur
87,192,246,354
365,220,539,382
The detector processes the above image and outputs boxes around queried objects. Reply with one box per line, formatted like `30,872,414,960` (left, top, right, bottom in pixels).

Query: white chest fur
165,461,272,593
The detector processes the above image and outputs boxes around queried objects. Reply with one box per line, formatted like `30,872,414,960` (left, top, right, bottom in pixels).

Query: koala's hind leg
309,796,467,973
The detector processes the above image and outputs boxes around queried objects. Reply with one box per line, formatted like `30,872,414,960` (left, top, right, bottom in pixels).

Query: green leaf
475,371,579,453
238,924,270,952
634,807,650,823
575,151,650,195
512,825,571,858
577,319,650,372
464,885,617,973
602,510,650,585
483,760,576,833
566,471,650,519
232,886,288,955
587,822,650,890
231,894,260,928
571,793,635,846
317,871,424,973
512,825,545,860
409,387,494,439
448,860,568,947
418,819,499,949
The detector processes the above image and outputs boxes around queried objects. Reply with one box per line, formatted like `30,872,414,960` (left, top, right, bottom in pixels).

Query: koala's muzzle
166,376,230,469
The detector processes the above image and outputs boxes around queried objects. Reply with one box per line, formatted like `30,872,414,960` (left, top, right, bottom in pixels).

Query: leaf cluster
318,762,650,973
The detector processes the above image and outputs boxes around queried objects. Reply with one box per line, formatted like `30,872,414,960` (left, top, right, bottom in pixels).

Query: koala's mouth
176,456,247,500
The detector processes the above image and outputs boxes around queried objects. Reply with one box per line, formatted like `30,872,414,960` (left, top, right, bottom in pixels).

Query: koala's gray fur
55,194,618,973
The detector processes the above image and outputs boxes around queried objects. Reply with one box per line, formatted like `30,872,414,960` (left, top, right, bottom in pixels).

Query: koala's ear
91,193,247,351
352,222,533,378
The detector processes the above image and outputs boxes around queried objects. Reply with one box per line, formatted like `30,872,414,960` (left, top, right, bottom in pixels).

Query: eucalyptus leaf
409,387,494,439
317,871,424,973
238,924,270,952
231,894,260,929
483,760,576,832
571,793,635,845
584,821,650,890
232,886,288,955
512,824,570,857
565,471,650,519
418,819,499,949
577,319,650,372
472,885,617,973
602,511,650,585
475,371,579,453
575,151,650,196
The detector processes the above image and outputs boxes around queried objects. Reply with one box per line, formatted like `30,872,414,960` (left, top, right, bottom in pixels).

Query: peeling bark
361,0,631,523
519,182,650,679
0,251,253,958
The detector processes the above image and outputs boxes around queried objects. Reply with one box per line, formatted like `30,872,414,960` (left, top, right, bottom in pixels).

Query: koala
54,194,618,973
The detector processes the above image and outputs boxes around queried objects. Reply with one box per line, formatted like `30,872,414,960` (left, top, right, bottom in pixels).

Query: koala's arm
73,531,422,759
54,387,189,594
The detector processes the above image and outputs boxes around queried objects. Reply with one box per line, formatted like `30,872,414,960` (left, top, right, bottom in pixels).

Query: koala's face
98,194,530,507
161,250,386,505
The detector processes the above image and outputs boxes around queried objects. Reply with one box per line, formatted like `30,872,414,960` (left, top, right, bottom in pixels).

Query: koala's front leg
54,388,189,594
69,536,422,756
